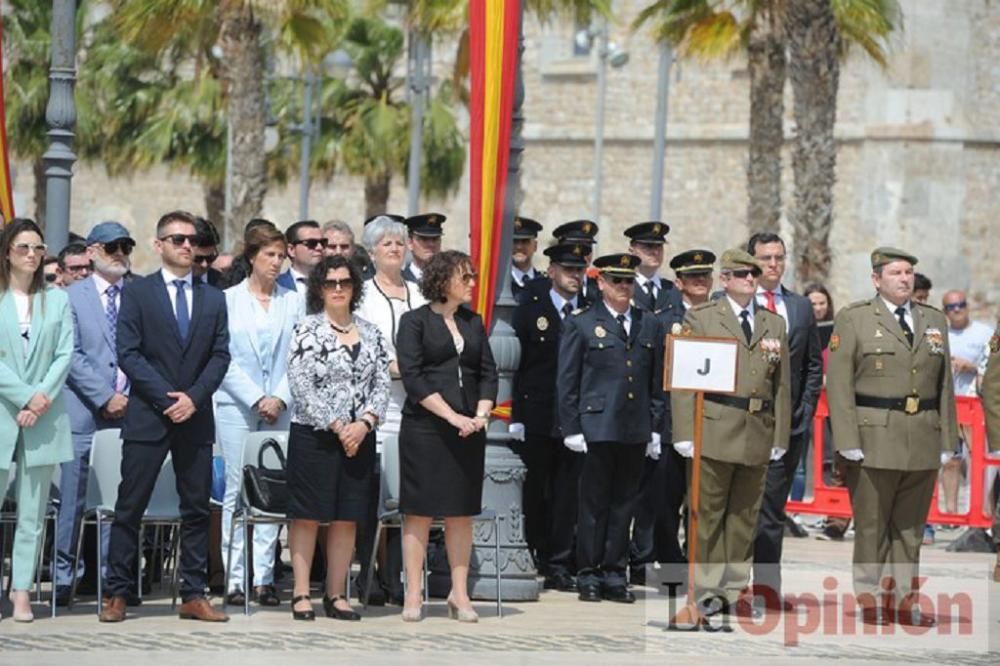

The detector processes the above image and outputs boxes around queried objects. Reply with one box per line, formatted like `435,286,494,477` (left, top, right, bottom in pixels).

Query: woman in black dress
286,255,390,621
397,250,498,622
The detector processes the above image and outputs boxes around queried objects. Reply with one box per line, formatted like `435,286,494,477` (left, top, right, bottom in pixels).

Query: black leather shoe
577,583,602,602
785,519,809,539
291,595,315,621
543,572,577,592
54,588,73,607
225,590,246,606
629,567,647,587
603,585,636,604
254,584,280,606
323,594,361,621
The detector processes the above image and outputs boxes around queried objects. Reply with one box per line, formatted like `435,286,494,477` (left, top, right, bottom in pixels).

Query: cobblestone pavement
2,530,998,665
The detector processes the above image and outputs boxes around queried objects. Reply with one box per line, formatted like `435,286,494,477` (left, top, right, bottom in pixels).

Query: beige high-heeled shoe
401,604,424,622
446,597,478,623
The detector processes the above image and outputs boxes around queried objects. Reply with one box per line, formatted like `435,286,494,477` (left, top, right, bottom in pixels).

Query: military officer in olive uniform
511,217,543,300
510,243,590,591
982,320,1000,582
671,249,791,618
558,253,665,604
827,247,958,627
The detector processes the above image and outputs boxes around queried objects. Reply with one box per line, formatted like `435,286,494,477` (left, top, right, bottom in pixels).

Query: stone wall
11,0,998,320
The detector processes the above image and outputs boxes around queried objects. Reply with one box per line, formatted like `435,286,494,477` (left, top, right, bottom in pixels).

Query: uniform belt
704,393,773,414
855,394,937,415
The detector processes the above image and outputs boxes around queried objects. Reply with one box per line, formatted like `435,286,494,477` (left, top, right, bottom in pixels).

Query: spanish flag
0,14,15,223
468,0,519,330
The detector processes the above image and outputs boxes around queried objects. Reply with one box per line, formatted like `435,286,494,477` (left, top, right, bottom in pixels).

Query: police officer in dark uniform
401,213,445,283
625,221,683,313
511,217,543,301
552,220,600,301
558,253,665,603
629,250,717,588
510,243,590,591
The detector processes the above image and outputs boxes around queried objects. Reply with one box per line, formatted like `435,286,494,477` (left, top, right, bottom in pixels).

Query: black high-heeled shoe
322,594,361,621
291,595,316,621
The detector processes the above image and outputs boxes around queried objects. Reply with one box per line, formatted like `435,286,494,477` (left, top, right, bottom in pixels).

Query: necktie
646,281,657,302
740,310,752,344
174,279,190,340
561,303,573,320
616,313,628,336
895,306,913,346
764,290,777,313
106,285,120,389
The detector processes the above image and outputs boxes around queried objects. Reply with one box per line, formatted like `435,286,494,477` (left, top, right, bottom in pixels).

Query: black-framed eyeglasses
728,269,757,279
610,276,635,285
294,238,328,251
102,239,135,256
159,234,198,247
322,278,353,291
943,301,967,312
193,254,218,265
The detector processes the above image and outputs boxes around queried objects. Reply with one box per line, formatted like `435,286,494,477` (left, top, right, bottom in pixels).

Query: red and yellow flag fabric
0,14,15,222
469,0,520,330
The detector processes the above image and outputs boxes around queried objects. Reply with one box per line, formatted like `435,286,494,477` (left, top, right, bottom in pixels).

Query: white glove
940,451,954,465
564,433,587,453
839,448,864,461
646,433,662,460
673,440,694,458
770,447,786,461
508,422,525,442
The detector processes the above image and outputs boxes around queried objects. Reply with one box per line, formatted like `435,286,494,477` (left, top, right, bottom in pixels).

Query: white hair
362,216,408,252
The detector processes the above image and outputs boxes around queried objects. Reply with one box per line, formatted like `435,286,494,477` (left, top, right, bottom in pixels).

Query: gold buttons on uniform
628,392,634,400
628,376,633,383
626,360,632,367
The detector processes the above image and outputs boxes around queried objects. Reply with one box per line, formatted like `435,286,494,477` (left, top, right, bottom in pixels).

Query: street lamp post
297,69,316,221
649,43,673,220
406,31,432,217
43,0,78,252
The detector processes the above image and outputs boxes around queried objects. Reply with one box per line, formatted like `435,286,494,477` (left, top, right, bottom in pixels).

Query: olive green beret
719,248,763,275
871,246,918,269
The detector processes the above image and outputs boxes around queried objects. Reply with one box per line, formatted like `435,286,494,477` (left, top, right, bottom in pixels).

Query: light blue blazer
0,287,74,470
216,280,303,420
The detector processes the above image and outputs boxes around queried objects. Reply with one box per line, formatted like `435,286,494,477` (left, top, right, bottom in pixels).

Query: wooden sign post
663,334,739,630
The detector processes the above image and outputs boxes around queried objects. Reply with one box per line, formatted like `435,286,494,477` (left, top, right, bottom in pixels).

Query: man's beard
94,256,130,278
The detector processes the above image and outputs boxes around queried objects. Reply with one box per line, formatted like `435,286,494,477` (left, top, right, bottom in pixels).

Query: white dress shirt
289,267,309,294
635,272,663,300
725,295,754,333
549,289,578,319
604,301,632,335
756,284,789,332
406,262,423,281
161,267,193,318
882,296,913,331
93,273,128,392
512,265,538,288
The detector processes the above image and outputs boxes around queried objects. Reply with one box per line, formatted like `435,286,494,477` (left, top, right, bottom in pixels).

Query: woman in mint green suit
0,219,73,622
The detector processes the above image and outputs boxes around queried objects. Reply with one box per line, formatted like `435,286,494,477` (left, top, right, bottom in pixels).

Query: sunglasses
322,278,353,291
728,269,757,279
65,263,92,273
943,301,967,312
102,239,135,255
609,276,635,285
159,234,198,247
295,238,328,251
11,242,48,256
461,271,478,283
193,254,218,265
327,243,352,252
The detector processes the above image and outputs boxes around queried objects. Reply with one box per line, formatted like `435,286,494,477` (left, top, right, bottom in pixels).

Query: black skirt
398,412,485,517
286,422,375,523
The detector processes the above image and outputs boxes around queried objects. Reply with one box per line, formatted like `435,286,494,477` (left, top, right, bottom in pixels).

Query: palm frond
832,0,902,68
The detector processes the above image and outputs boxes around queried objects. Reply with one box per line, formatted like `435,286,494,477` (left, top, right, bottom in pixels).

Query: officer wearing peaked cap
510,243,591,591
557,253,665,604
551,220,600,301
402,213,446,283
826,246,957,627
625,222,683,315
671,248,791,619
511,216,544,301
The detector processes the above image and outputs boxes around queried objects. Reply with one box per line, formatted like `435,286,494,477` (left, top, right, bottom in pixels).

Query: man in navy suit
747,232,823,611
277,220,325,294
100,211,231,623
55,221,135,606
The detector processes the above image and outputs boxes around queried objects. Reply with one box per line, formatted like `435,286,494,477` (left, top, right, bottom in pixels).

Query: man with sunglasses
510,243,590,593
55,222,136,606
278,220,325,294
192,217,223,287
101,211,231,623
57,242,93,287
671,249,791,621
826,247,957,627
510,216,542,301
401,213,446,283
558,253,665,604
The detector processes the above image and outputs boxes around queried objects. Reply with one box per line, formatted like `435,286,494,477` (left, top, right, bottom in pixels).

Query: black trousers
512,434,584,576
576,441,645,588
630,446,688,568
106,435,212,602
751,427,809,596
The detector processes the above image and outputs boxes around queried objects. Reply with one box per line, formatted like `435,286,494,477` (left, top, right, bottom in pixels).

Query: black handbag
242,438,288,514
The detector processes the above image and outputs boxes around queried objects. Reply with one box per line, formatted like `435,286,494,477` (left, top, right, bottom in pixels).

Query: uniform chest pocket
861,342,896,374
588,338,618,365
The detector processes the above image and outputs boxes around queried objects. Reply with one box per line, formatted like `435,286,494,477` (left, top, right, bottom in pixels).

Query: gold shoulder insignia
690,301,713,312
571,306,588,316
914,301,942,313
990,330,1000,354
830,333,840,351
845,299,871,310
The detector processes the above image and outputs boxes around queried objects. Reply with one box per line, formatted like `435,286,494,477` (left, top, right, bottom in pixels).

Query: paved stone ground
2,528,998,665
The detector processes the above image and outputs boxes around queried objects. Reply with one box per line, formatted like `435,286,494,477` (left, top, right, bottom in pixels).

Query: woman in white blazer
216,224,304,607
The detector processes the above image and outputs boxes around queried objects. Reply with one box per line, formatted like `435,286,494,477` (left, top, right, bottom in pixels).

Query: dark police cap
404,212,446,237
552,219,599,244
365,213,406,226
670,248,716,274
513,216,543,240
870,246,918,269
624,221,670,244
543,243,589,268
593,253,641,276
